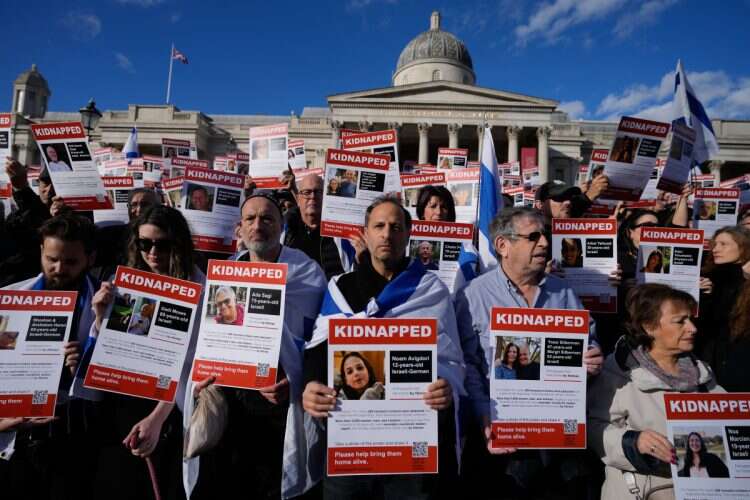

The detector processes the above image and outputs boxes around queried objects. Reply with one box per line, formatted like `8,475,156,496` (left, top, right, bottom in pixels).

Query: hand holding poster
552,218,618,313
586,149,609,182
489,308,588,449
665,393,750,500
636,227,704,303
602,117,670,201
0,290,77,417
657,123,697,194
83,266,202,402
191,260,287,389
327,318,438,476
409,220,475,292
30,122,113,210
437,148,468,170
320,149,391,238
180,167,245,253
249,123,289,179
693,188,740,242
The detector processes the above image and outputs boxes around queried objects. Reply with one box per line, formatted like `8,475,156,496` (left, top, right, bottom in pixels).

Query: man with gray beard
186,193,327,499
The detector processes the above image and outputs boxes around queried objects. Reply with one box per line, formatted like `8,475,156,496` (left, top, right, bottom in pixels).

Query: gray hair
489,206,545,258
295,173,323,191
364,194,412,230
127,187,160,206
214,286,236,302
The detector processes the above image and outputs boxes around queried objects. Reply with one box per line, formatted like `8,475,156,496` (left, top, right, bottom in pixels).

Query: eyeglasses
215,297,232,308
136,238,172,253
633,222,658,229
513,231,544,242
298,189,323,199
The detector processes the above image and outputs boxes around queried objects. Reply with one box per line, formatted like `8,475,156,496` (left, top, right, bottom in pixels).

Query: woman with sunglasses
91,205,205,499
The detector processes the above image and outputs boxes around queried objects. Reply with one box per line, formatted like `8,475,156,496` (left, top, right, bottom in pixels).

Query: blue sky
3,0,750,122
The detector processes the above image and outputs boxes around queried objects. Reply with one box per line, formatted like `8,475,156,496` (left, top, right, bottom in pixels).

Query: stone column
709,160,724,182
387,121,401,139
506,125,521,163
358,120,372,132
330,120,342,147
418,123,430,164
447,123,462,148
536,126,551,182
476,125,492,160
316,148,326,169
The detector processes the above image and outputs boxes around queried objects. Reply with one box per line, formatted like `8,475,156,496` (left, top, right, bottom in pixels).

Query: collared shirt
454,263,597,419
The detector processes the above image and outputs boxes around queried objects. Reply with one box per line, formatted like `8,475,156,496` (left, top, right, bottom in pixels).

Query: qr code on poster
32,390,48,405
412,441,428,458
563,419,577,435
156,375,170,390
257,363,270,377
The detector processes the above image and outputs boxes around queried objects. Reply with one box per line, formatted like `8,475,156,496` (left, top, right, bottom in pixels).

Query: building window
432,69,441,81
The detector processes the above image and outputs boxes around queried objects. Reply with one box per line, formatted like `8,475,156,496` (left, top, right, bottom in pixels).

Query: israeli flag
477,126,503,273
123,127,140,164
672,59,719,165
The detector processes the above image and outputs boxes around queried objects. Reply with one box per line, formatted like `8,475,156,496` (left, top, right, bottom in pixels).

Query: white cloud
613,0,678,38
116,0,165,6
61,13,102,41
115,52,135,74
595,69,750,120
514,0,626,46
559,100,586,119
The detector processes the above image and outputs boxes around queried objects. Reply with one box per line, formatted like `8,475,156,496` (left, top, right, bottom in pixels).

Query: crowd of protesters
0,155,748,500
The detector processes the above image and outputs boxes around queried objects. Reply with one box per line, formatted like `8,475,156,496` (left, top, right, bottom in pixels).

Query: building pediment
328,81,558,111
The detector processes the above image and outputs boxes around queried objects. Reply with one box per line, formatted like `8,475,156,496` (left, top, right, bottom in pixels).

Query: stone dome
393,12,475,86
14,64,50,91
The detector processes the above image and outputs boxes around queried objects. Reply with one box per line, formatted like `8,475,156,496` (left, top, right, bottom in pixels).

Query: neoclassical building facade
6,12,750,183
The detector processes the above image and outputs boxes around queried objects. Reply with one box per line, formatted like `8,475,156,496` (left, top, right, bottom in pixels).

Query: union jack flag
172,47,188,64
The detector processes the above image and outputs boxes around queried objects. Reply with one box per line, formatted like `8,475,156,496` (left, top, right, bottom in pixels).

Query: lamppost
79,98,102,137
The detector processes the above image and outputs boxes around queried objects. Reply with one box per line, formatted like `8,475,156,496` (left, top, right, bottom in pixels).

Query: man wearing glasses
283,174,345,279
454,206,603,495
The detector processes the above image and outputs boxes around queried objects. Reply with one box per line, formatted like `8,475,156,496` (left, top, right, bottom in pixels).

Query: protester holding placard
587,284,722,500
283,173,346,279
697,226,750,392
302,195,464,498
186,193,326,500
1,213,102,500
88,205,204,499
1,159,55,286
454,206,602,497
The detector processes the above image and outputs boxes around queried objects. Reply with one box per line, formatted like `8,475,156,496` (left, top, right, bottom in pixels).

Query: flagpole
166,43,174,104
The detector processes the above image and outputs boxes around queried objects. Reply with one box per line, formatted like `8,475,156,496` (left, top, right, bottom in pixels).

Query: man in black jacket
284,173,344,279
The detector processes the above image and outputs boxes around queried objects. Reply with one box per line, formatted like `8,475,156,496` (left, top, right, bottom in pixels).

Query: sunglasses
298,189,323,199
514,231,544,242
136,238,172,253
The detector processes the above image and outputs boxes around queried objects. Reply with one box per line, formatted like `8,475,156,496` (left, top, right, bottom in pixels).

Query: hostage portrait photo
410,239,441,270
673,427,730,479
205,285,249,326
333,350,386,401
42,143,73,172
640,246,672,274
493,336,542,381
